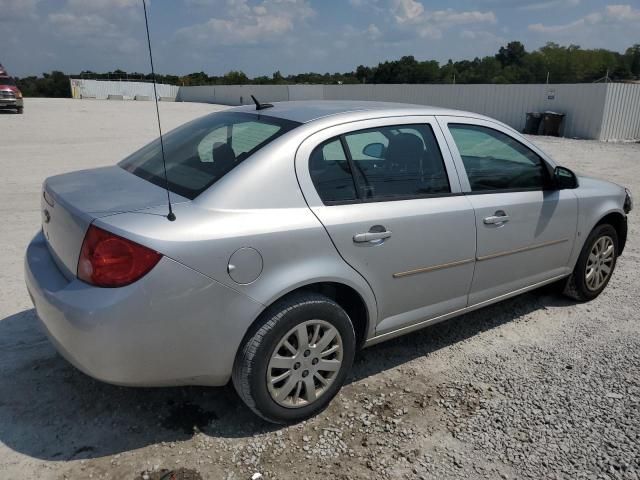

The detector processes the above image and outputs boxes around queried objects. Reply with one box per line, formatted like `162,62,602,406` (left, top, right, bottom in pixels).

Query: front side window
448,124,549,192
309,123,450,204
120,112,299,199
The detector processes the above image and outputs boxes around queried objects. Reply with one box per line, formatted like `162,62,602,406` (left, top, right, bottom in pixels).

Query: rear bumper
0,98,22,109
25,230,263,386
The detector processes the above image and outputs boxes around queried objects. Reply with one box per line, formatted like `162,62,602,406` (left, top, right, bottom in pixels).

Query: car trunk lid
41,166,186,279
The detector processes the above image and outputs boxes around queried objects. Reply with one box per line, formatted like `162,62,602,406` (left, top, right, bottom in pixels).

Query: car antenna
251,95,274,111
142,0,175,221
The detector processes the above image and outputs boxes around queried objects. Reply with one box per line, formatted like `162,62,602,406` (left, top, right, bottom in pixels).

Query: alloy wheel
585,235,615,291
267,320,343,408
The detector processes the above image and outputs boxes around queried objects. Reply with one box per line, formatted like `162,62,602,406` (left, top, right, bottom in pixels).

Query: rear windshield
119,111,299,199
0,77,16,86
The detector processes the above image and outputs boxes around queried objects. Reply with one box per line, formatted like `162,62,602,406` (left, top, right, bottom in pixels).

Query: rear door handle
353,230,392,243
483,211,510,225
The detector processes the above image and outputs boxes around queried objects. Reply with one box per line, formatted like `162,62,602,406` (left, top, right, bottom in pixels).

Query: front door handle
483,211,510,225
353,229,392,243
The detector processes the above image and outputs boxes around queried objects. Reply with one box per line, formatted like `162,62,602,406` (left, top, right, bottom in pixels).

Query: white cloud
392,0,424,24
342,23,383,42
49,13,117,37
528,3,640,33
66,0,139,10
606,4,640,21
349,0,379,6
349,0,384,14
47,0,143,55
459,29,506,54
48,0,142,35
367,23,382,40
176,0,314,46
48,12,141,55
389,1,496,39
0,0,40,22
520,0,579,11
528,17,591,33
460,30,501,41
5,0,636,79
430,10,497,26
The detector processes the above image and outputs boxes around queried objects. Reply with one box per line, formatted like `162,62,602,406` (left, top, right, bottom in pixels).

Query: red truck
0,64,24,114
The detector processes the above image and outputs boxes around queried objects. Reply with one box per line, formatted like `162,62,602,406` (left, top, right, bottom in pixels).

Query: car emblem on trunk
43,209,51,224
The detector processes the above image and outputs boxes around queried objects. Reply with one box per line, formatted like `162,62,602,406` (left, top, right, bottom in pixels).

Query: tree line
14,42,640,98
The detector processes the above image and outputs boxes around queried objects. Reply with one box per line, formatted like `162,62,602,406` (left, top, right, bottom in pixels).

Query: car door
437,116,578,305
295,116,477,336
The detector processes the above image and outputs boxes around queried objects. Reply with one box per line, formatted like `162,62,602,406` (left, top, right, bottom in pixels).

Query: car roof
231,100,488,124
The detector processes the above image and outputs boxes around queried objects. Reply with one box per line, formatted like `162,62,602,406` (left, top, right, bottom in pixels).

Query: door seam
434,116,478,308
292,141,381,328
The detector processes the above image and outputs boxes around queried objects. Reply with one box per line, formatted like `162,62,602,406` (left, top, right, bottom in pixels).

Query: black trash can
524,112,543,134
542,112,565,137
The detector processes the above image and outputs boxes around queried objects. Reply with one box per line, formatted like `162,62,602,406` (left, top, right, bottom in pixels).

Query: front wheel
16,107,24,114
564,224,618,301
232,292,355,424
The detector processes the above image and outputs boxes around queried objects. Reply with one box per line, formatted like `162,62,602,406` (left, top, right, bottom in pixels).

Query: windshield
0,77,16,86
119,111,299,199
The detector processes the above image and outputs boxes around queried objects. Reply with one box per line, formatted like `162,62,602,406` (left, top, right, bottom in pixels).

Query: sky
1,0,639,78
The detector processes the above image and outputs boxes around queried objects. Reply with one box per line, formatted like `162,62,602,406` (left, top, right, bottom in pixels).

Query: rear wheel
564,224,618,301
232,292,355,424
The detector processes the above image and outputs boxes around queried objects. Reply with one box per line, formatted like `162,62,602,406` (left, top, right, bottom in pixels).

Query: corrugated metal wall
70,79,179,100
216,85,290,105
175,84,324,104
176,85,216,103
174,83,639,140
70,80,639,140
600,83,640,141
288,85,324,101
176,85,291,104
322,84,609,139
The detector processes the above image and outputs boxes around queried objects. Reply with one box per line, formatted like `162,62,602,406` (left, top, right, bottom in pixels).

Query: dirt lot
0,98,638,480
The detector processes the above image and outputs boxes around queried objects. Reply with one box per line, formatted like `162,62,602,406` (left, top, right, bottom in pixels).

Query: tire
563,224,618,302
16,107,23,114
232,292,355,424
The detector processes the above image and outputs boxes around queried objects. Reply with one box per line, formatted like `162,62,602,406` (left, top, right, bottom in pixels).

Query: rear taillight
77,225,162,288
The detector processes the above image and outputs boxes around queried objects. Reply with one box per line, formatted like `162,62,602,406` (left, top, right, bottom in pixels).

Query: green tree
624,44,640,77
496,41,527,67
355,65,372,83
222,71,248,85
13,41,640,97
272,71,286,84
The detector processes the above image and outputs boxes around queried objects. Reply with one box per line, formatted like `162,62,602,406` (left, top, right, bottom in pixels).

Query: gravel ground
0,98,638,480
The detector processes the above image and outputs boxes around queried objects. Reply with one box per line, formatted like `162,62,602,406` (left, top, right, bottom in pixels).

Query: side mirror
362,142,384,159
554,166,578,189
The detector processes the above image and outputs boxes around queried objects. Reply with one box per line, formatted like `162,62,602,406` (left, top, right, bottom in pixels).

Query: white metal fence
175,83,640,141
600,83,640,141
70,79,179,101
69,80,640,140
176,85,318,105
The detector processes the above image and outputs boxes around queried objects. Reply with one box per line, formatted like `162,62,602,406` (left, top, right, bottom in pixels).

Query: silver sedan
25,101,632,423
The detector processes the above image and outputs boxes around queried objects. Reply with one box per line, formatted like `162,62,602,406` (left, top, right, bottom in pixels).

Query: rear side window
309,139,357,203
309,124,450,204
120,112,299,199
196,121,282,163
448,124,549,192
